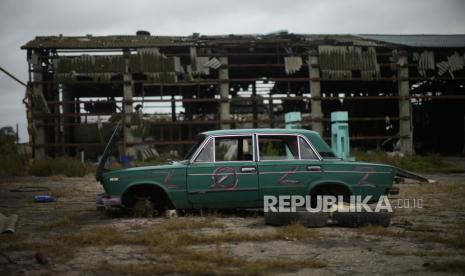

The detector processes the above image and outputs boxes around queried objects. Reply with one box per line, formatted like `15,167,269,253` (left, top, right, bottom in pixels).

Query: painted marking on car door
278,165,301,185
164,171,179,189
210,167,238,190
354,166,377,188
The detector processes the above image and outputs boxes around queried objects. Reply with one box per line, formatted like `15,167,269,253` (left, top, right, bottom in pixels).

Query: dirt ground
1,173,465,275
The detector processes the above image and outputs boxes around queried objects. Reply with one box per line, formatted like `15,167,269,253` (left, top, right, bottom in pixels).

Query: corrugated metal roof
356,35,465,48
21,34,465,50
21,35,191,49
20,34,392,49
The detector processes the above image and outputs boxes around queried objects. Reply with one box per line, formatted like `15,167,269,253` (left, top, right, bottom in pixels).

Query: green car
96,128,399,213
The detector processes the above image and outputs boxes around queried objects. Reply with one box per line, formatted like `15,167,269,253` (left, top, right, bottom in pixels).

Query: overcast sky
1,0,464,142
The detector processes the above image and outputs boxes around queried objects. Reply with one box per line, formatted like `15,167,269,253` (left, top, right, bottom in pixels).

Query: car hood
102,161,187,177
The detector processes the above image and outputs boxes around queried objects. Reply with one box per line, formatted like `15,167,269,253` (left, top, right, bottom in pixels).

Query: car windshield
184,135,206,160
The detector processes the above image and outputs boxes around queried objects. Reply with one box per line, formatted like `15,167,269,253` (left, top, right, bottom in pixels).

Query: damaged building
21,32,465,160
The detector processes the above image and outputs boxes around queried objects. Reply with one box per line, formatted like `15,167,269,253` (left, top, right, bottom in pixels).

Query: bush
0,157,26,177
52,157,87,177
0,126,27,177
28,159,53,176
29,157,89,177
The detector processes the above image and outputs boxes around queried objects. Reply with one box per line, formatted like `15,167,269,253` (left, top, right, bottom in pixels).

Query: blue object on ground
34,195,55,203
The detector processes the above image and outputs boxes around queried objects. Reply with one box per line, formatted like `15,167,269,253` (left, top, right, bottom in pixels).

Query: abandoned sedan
97,129,398,214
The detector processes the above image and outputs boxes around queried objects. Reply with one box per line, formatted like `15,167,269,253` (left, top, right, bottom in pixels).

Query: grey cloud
0,0,464,142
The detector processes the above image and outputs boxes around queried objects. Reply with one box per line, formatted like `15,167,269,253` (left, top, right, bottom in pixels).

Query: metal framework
21,33,465,159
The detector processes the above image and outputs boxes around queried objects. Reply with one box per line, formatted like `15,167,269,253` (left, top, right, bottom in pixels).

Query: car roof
201,128,318,136
200,128,335,156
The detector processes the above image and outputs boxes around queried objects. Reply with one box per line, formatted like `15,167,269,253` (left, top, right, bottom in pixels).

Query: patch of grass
352,149,455,173
7,220,322,253
357,226,400,237
100,248,325,275
38,216,75,231
402,183,465,197
4,219,326,274
275,223,320,241
384,249,451,257
357,226,465,249
4,227,121,255
158,217,224,231
28,157,94,177
429,260,465,273
133,222,319,247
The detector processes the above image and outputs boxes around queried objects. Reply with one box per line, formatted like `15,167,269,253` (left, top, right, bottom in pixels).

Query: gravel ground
0,173,464,275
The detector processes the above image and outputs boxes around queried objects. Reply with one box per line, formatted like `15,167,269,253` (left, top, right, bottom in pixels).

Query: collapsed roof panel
356,34,465,48
21,33,405,50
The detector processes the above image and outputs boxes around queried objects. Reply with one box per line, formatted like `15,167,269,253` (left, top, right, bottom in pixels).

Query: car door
257,134,322,199
187,135,259,208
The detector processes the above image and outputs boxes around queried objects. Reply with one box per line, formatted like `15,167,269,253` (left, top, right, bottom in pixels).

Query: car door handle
306,165,321,172
240,166,256,173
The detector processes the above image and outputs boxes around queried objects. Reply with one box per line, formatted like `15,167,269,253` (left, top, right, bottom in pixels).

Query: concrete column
123,73,135,156
219,56,230,129
268,93,274,128
171,94,176,122
397,51,413,154
62,87,73,156
31,50,46,159
308,50,324,135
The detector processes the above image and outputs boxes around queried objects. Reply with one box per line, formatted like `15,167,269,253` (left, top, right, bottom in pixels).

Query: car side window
258,135,299,160
299,137,318,159
194,138,213,162
215,136,254,161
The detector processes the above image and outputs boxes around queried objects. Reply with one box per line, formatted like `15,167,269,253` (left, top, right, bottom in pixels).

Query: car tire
297,210,329,228
132,197,155,218
264,210,329,227
333,211,391,228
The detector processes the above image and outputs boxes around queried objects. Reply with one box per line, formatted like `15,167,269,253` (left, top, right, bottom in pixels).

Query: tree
0,126,25,176
0,126,18,157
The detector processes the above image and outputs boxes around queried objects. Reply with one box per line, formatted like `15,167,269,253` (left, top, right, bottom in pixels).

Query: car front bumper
96,193,122,210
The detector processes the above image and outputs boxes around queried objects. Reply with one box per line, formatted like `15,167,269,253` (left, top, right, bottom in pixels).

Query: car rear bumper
385,187,400,195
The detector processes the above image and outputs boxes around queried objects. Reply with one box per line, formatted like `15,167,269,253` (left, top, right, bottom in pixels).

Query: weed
38,216,75,231
100,249,325,275
28,159,53,176
429,260,465,273
357,225,465,249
